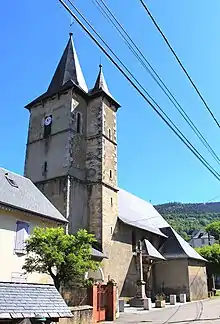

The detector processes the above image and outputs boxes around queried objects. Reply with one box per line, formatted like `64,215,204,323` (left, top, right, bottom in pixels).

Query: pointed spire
48,33,88,94
90,64,120,109
92,64,112,97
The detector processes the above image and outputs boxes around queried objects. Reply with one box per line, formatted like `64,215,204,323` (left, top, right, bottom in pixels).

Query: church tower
24,33,120,264
24,33,90,232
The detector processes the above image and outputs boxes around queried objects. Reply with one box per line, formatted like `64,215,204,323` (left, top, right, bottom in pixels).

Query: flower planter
155,300,166,308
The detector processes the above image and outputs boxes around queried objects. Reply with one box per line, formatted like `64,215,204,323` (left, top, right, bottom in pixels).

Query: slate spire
48,33,88,94
91,64,113,98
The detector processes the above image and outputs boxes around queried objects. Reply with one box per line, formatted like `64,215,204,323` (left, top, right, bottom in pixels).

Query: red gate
88,282,117,322
97,284,107,321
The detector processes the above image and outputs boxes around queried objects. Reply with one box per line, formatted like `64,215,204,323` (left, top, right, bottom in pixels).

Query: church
24,33,208,301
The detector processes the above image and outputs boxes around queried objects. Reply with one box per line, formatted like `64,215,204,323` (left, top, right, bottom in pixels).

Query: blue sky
1,0,220,204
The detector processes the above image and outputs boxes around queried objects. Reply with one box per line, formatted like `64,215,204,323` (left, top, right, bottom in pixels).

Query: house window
132,230,136,252
109,129,111,140
76,113,81,133
14,221,29,254
43,115,52,138
111,197,113,206
110,170,112,179
5,174,18,188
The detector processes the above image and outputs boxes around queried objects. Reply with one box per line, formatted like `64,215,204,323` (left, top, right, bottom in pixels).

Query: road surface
113,298,220,323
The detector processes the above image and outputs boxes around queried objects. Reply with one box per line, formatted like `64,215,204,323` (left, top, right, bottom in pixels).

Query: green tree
23,227,99,290
206,221,220,241
196,244,220,275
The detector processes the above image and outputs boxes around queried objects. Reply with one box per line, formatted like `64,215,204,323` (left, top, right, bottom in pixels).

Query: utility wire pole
208,231,216,290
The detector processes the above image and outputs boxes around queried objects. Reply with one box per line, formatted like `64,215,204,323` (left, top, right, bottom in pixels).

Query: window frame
14,220,30,255
5,174,19,188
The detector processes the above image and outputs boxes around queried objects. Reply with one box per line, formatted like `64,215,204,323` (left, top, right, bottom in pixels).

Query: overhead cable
58,0,220,182
140,0,220,129
92,0,220,165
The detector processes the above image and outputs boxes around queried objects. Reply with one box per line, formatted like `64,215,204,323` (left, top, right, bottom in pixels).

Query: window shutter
15,221,29,253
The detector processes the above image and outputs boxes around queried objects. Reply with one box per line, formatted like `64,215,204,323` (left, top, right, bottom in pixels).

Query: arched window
76,113,81,133
110,170,112,179
111,197,113,206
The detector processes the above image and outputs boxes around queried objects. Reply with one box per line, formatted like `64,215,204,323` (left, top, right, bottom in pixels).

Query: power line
206,195,220,203
58,0,220,183
61,0,220,181
67,0,219,176
139,0,220,129
92,0,220,165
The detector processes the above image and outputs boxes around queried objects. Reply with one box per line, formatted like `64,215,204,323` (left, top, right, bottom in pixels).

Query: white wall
0,208,58,284
190,237,215,248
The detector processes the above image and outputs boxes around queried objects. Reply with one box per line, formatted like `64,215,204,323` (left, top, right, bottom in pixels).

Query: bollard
170,295,176,305
180,293,186,303
143,298,152,310
119,299,125,312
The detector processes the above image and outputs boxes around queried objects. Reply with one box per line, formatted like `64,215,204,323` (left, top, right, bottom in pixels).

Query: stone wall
61,286,89,307
103,221,163,297
58,306,93,324
154,259,190,300
188,259,208,300
36,177,68,218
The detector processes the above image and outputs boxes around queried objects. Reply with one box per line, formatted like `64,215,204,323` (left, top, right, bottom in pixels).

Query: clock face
44,115,52,126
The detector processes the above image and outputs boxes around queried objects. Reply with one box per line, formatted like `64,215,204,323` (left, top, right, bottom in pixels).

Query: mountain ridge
154,201,220,241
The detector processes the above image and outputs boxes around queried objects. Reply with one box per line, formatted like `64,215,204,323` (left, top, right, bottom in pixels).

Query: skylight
5,173,19,188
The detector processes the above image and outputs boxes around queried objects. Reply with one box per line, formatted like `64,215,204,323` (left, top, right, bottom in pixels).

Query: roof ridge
0,167,26,179
0,281,54,286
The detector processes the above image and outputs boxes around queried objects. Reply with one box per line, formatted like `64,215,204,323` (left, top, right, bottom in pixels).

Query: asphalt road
114,298,220,323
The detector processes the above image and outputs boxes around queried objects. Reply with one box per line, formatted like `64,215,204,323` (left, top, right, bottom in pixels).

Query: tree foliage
155,202,220,241
196,244,220,275
23,227,99,290
206,221,220,241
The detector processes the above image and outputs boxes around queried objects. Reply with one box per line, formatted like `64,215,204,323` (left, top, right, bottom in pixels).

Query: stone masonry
24,35,120,283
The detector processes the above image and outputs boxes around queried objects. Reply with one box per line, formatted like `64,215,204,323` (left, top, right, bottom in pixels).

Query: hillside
154,202,220,241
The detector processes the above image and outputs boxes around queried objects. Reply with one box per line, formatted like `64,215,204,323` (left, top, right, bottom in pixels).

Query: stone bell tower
24,34,120,269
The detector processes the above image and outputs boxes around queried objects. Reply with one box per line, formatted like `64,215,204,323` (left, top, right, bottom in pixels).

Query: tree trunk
53,277,61,291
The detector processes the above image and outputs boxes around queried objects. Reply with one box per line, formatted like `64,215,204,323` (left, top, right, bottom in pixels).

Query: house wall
190,237,215,248
188,259,208,300
154,259,190,300
0,208,59,284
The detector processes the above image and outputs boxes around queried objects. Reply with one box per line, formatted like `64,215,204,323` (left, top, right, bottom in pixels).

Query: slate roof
92,65,111,96
191,230,214,240
118,189,205,262
118,189,168,238
89,65,120,108
159,227,206,261
48,33,88,94
91,247,107,259
0,168,67,223
0,282,72,319
143,239,165,260
25,34,88,108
